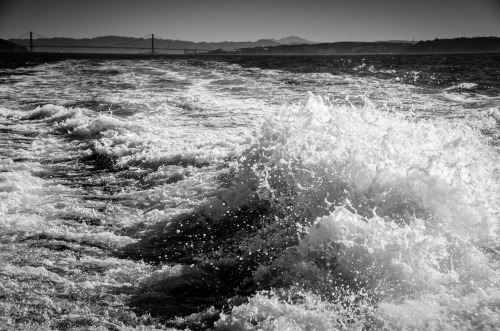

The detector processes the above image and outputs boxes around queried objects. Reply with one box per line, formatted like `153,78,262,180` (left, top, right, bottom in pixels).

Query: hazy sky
1,0,499,42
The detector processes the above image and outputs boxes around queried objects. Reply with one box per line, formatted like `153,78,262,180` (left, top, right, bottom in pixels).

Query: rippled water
1,53,499,330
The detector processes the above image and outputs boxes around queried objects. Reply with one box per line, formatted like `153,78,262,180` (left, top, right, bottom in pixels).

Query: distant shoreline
212,38,500,55
3,36,500,56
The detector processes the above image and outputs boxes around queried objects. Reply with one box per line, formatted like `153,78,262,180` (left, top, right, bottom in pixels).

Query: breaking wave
213,93,500,329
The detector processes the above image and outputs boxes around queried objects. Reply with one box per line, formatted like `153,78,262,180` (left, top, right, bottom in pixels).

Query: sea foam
217,92,500,329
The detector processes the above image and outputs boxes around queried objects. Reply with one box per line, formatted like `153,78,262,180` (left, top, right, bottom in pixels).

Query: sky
1,0,499,42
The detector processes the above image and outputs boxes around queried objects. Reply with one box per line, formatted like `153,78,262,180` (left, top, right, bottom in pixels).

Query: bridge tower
30,31,33,52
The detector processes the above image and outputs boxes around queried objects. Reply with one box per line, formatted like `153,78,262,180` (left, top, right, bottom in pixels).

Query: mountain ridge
8,35,316,51
5,36,500,54
214,37,500,55
277,36,317,44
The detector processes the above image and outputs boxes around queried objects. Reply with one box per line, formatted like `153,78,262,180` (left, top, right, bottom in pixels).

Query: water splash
217,92,500,329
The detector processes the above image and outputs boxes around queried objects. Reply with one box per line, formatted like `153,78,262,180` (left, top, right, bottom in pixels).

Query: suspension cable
12,32,29,40
32,32,78,47
152,34,184,48
112,34,152,46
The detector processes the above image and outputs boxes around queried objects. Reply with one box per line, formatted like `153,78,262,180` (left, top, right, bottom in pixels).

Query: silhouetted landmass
375,40,414,44
405,37,500,53
214,42,413,55
276,36,317,44
9,35,317,52
8,36,288,52
212,37,500,55
0,39,28,52
7,36,500,55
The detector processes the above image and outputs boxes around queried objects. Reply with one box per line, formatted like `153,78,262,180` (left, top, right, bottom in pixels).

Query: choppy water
1,53,500,330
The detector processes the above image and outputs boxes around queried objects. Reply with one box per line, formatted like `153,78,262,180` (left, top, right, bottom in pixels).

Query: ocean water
1,53,500,330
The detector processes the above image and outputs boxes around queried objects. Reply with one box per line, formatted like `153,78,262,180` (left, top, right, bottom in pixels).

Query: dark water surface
224,53,500,95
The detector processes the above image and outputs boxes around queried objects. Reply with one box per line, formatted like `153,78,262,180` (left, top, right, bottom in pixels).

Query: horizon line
4,32,500,44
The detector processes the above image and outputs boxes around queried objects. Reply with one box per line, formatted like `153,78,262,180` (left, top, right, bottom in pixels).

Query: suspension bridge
10,32,212,54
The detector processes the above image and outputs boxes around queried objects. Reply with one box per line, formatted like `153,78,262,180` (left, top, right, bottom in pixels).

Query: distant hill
7,35,319,53
8,36,283,52
277,36,316,45
7,36,500,55
213,37,500,55
405,37,500,53
216,41,413,55
0,39,28,52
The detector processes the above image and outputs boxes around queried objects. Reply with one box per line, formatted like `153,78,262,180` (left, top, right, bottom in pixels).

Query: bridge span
11,32,212,54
